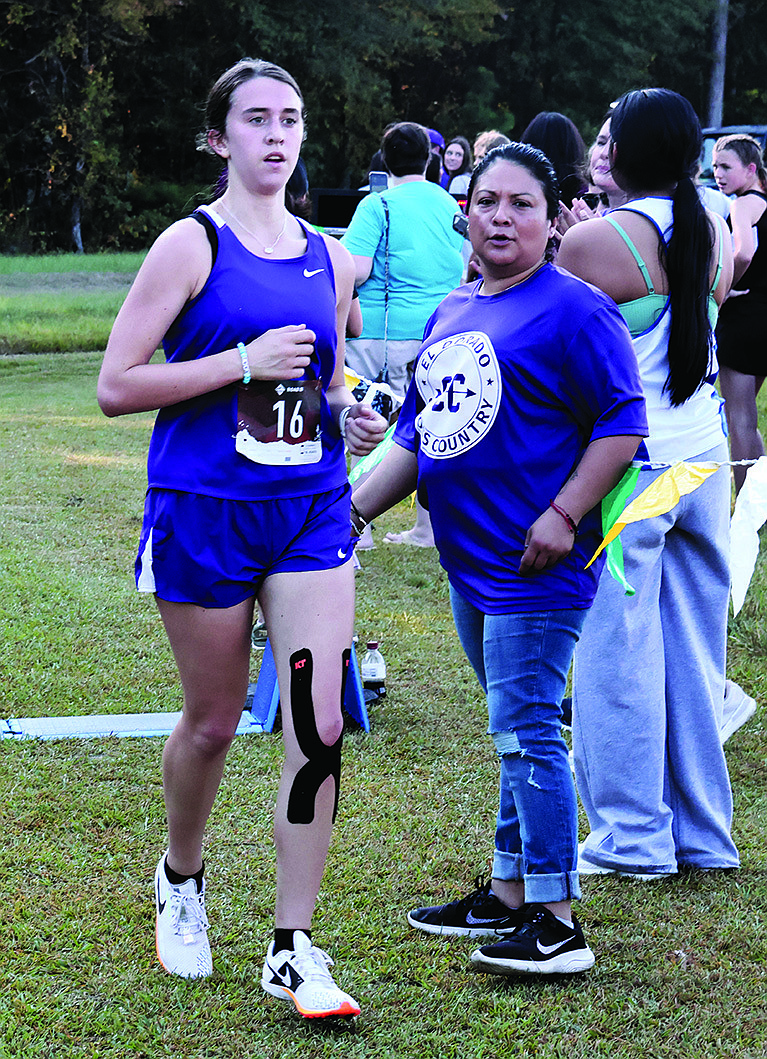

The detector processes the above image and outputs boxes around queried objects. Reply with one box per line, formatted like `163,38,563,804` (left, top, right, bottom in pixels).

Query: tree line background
2,0,766,253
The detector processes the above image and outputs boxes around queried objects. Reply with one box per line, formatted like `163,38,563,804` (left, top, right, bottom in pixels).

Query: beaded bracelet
549,499,578,537
237,342,251,385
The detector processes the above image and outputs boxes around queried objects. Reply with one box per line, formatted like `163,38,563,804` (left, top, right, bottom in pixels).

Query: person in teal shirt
343,121,464,545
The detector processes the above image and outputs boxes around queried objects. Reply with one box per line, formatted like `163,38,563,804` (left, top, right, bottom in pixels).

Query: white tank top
608,196,726,463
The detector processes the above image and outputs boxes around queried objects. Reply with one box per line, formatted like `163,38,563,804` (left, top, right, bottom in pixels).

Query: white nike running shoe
154,853,212,979
261,930,360,1018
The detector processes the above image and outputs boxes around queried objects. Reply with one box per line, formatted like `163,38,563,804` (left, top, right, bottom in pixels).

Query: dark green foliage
3,0,767,251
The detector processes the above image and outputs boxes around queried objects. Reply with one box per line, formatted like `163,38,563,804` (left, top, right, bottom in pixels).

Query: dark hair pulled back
467,141,560,220
520,112,586,208
610,88,715,406
381,122,431,177
201,58,305,197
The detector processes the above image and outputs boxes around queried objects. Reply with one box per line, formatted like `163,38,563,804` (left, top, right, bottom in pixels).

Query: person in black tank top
98,59,386,1017
713,133,767,493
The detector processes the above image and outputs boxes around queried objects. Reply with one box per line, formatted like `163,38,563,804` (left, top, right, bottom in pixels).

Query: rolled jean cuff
492,849,524,882
524,870,582,904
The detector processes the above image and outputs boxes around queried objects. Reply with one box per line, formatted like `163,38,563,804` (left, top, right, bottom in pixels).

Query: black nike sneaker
407,877,526,937
470,903,595,974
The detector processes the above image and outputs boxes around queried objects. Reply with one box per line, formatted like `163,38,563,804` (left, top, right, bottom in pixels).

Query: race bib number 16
236,379,322,465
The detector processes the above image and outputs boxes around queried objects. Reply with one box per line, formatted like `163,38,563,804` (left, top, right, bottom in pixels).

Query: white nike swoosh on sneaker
303,268,324,278
537,938,571,955
273,962,303,989
465,911,507,925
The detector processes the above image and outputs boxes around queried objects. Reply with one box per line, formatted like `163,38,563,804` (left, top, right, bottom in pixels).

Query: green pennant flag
601,466,640,595
348,424,398,484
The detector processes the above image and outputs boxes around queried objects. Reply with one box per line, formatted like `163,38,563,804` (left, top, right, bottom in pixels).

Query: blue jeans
450,585,586,903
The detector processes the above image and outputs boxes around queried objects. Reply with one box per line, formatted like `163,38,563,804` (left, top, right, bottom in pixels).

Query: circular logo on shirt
414,330,501,459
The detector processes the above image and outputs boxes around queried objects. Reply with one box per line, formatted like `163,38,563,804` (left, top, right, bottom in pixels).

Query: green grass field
0,253,146,275
0,252,145,354
0,264,765,1057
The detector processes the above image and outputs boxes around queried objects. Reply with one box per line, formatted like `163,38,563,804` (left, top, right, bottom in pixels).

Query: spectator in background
521,111,587,208
359,149,387,190
473,130,510,165
441,136,473,194
559,87,740,879
557,114,628,234
428,128,446,183
285,157,311,220
426,153,443,183
342,122,464,547
713,133,767,495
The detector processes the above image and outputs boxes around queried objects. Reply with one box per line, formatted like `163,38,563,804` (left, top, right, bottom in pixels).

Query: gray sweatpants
573,442,740,873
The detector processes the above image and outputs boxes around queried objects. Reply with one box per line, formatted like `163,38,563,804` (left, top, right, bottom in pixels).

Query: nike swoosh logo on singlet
303,268,324,278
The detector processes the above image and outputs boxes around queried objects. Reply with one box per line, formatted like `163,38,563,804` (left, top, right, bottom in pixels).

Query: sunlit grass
0,347,765,1058
0,290,132,353
0,252,145,274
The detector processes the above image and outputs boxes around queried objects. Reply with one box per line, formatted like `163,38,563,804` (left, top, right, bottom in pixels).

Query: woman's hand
518,506,576,576
556,198,599,238
344,403,388,456
247,324,315,380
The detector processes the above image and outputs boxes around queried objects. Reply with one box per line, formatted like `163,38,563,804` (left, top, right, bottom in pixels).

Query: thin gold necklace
478,259,546,295
220,202,288,254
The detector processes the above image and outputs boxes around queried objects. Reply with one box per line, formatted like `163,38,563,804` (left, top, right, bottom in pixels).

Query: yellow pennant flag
586,462,720,568
345,366,363,390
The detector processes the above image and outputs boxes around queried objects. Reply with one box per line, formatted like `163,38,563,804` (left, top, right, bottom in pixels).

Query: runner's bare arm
98,220,313,417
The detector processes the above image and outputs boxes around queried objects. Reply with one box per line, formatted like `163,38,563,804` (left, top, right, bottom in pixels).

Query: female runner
98,58,386,1017
713,133,767,494
352,142,647,975
558,88,739,877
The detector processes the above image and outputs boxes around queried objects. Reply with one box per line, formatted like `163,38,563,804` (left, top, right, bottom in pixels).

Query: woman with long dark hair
352,142,647,974
98,58,386,1017
558,88,739,878
521,111,587,208
441,135,473,194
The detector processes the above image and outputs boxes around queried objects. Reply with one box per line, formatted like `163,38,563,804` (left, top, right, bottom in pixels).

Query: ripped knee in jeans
491,730,543,788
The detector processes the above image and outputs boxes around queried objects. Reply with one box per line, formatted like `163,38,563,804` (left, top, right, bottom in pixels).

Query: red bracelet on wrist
549,500,578,537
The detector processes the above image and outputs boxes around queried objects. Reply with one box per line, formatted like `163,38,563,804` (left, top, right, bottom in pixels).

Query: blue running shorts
135,485,353,608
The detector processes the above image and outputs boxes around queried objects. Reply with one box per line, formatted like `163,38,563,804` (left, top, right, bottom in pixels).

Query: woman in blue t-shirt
352,142,647,976
98,58,386,1018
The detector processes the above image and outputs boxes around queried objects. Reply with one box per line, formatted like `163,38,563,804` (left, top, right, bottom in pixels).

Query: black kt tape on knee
286,648,346,825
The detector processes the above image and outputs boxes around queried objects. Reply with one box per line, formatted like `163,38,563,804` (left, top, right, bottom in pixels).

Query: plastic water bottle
360,641,386,702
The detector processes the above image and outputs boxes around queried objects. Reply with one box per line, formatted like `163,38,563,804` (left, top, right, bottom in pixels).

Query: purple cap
427,128,445,149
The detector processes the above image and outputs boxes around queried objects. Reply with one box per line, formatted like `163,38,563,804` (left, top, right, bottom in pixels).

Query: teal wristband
237,342,251,385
